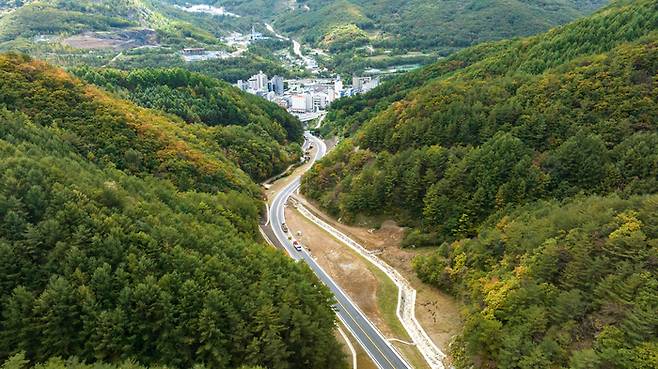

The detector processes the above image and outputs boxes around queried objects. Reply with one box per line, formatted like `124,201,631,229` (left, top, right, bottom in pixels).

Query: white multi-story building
290,93,313,113
247,70,268,91
352,75,380,93
237,73,351,116
312,93,329,111
334,76,344,97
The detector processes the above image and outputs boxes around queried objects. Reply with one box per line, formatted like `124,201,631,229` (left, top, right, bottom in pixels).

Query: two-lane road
266,132,412,369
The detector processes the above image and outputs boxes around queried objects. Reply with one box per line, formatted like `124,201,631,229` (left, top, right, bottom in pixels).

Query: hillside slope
0,0,256,69
205,0,607,50
0,53,347,368
0,53,260,196
302,0,657,367
275,0,608,50
309,0,657,231
0,0,225,46
324,0,656,137
0,55,301,184
72,66,303,181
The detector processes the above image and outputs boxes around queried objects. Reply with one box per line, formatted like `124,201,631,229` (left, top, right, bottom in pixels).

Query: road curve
266,132,412,369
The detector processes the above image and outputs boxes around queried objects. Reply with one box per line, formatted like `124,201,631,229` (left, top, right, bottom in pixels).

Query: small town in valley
177,18,381,121
236,71,379,120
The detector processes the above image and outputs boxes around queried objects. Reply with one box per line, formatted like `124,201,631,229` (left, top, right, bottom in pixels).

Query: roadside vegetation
302,1,658,367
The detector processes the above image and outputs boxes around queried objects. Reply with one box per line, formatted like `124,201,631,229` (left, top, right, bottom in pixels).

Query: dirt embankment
294,196,463,354
284,206,394,336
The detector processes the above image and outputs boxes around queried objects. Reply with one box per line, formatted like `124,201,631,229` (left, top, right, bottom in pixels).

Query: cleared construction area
286,195,463,368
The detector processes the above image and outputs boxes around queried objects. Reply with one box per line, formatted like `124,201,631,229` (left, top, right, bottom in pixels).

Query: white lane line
301,242,407,369
266,134,412,369
296,202,446,369
338,326,358,369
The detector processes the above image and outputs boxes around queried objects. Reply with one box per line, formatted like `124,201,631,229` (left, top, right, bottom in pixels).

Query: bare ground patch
284,206,394,337
61,34,129,49
294,196,463,354
60,29,158,50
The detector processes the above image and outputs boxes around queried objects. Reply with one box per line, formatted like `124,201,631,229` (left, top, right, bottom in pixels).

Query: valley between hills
0,1,656,369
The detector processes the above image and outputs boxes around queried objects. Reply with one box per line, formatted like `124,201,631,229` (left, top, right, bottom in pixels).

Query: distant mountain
0,0,217,45
0,0,257,69
0,0,611,76
303,0,657,367
0,52,346,369
192,0,609,75
207,0,608,51
0,1,309,81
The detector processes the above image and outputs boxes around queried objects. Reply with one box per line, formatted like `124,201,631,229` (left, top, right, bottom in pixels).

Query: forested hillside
72,67,303,181
0,0,272,74
0,0,226,47
278,0,607,50
414,194,658,368
200,0,608,75
323,0,657,137
0,53,347,369
0,53,258,194
207,0,607,51
302,0,658,367
0,0,610,78
0,353,265,369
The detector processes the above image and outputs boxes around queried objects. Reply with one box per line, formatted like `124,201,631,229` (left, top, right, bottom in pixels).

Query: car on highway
292,240,302,252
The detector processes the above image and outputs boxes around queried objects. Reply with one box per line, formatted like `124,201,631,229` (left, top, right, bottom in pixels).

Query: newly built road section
265,132,412,369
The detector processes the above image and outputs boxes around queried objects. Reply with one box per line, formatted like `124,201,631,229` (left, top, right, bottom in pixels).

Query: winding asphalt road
266,132,412,369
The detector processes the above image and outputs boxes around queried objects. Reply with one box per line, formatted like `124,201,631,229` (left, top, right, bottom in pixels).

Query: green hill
273,0,608,50
205,0,608,50
0,0,256,70
302,0,657,367
0,53,347,368
0,0,611,76
202,0,608,74
72,66,303,181
0,53,257,195
0,0,225,46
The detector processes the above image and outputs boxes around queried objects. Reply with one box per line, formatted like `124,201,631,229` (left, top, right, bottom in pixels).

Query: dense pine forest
0,0,656,368
0,53,347,369
303,0,657,367
0,353,266,369
72,67,303,181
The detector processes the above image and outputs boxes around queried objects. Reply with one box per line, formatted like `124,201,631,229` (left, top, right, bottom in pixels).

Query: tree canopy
0,54,347,369
302,1,658,367
72,66,303,181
